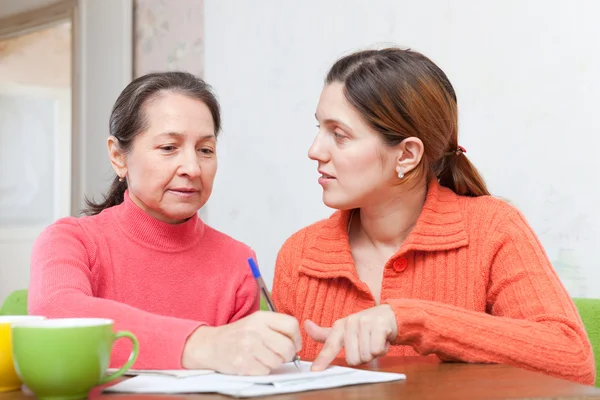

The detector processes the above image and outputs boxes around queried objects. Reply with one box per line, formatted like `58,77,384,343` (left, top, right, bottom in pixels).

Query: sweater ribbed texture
272,180,595,385
29,192,259,369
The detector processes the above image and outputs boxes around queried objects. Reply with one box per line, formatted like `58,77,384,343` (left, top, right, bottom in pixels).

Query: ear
395,137,424,177
107,136,127,179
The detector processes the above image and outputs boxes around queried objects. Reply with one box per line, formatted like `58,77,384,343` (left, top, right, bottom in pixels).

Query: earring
398,169,404,179
118,176,124,182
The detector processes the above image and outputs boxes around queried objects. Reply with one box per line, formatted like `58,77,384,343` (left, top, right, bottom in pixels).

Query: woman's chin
157,208,200,224
322,195,352,211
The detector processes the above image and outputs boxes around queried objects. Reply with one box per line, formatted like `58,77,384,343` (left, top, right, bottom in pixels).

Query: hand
182,311,302,375
306,304,398,371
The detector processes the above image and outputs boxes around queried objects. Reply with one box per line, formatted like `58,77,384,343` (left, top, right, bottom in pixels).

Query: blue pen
248,257,301,370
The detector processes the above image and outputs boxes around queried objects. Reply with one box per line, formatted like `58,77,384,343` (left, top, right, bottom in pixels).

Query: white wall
204,0,600,297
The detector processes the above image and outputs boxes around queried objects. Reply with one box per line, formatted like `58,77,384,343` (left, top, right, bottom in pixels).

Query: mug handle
99,331,139,385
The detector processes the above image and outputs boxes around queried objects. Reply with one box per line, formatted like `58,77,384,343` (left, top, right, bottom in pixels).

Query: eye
199,147,215,155
333,131,346,140
159,145,176,152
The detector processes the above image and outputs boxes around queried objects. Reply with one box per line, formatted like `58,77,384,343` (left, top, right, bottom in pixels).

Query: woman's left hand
305,304,398,371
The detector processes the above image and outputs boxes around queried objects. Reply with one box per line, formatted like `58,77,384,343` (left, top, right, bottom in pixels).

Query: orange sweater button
393,257,408,272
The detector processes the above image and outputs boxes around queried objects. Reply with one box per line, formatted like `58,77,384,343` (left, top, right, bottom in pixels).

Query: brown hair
83,71,221,215
326,47,489,197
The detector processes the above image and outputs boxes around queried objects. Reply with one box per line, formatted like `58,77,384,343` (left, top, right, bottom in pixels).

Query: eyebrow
314,113,353,133
158,132,215,140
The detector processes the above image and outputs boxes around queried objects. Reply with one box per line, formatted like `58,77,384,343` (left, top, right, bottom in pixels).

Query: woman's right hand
182,311,302,375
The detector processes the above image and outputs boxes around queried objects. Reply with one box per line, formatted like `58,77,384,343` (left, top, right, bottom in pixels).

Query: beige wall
134,0,204,78
0,21,70,88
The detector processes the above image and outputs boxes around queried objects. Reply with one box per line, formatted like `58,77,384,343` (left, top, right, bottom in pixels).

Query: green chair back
0,289,28,316
260,296,269,311
573,297,600,386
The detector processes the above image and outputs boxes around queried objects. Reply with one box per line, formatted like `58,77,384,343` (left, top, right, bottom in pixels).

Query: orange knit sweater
272,180,595,385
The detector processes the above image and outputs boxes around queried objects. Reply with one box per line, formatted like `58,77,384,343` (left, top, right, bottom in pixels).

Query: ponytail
434,151,490,197
81,176,128,216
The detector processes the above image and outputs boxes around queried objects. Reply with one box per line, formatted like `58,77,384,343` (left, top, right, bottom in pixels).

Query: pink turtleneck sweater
28,193,259,369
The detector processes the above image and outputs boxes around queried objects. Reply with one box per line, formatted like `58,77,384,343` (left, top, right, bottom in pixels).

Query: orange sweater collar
299,179,470,279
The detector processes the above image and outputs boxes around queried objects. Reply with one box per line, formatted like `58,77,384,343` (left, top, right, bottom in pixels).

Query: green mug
11,318,139,400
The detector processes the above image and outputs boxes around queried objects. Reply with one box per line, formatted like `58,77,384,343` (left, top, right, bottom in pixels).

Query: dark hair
326,47,489,197
83,71,221,215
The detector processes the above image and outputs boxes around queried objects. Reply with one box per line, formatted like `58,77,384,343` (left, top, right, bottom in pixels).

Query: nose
308,131,329,162
178,149,202,178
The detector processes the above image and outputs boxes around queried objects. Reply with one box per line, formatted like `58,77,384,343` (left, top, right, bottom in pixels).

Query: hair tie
445,145,466,156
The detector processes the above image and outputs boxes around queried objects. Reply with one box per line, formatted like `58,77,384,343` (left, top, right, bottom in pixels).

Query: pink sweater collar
115,191,205,251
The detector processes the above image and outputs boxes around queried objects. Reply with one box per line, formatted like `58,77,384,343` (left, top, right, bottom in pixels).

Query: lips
318,171,335,179
169,188,199,193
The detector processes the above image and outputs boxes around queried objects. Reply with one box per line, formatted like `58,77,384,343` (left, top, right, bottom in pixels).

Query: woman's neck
350,179,428,250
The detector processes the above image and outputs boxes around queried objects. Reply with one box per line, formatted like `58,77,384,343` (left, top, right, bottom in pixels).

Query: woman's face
109,92,217,223
309,83,403,210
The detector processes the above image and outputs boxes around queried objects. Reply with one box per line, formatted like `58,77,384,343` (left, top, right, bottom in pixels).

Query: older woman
29,72,301,376
272,47,595,385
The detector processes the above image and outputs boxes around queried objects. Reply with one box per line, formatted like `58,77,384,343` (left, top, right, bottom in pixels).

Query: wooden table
2,357,599,400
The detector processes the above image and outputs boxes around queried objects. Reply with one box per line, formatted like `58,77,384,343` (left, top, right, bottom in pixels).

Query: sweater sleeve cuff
112,318,207,370
383,298,431,346
170,320,208,369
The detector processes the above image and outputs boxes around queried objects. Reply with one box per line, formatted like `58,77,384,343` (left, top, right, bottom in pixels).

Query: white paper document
105,361,406,397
